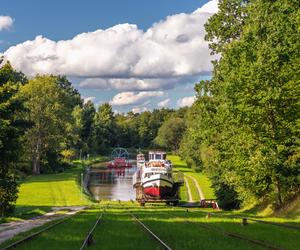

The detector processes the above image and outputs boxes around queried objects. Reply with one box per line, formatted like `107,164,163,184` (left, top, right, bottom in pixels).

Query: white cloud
79,77,182,91
110,91,164,106
177,96,196,107
83,96,95,104
193,0,218,14
157,98,170,108
3,0,217,86
0,16,14,31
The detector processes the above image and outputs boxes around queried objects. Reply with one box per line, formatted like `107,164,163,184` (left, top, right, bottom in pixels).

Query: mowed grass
2,204,300,250
168,155,215,199
17,164,89,207
10,162,91,220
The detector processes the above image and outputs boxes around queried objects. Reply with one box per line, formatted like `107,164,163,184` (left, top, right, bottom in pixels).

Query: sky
0,0,218,113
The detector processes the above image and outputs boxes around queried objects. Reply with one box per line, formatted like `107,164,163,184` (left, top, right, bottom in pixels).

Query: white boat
141,151,174,198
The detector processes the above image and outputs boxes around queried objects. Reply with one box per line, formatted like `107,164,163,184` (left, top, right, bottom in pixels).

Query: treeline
179,0,299,209
0,63,186,214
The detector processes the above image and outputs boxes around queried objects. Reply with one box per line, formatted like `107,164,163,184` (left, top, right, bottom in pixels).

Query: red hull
143,186,173,198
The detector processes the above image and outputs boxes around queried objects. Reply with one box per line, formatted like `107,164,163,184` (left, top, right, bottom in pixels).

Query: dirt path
189,175,205,200
0,206,86,244
184,177,194,202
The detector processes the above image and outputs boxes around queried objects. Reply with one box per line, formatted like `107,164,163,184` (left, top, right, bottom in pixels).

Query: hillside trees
0,63,28,214
181,0,300,208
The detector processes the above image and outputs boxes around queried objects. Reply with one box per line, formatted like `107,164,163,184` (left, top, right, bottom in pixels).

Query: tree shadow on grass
1,208,300,250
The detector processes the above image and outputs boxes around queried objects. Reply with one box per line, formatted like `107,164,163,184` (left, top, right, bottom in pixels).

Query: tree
20,75,72,174
181,0,299,208
80,101,96,155
155,117,186,152
0,62,28,214
93,103,116,153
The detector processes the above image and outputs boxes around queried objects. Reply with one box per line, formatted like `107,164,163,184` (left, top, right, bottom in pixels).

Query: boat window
155,154,162,160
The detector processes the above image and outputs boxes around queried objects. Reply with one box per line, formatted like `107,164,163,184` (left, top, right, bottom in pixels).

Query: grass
2,204,299,250
3,161,93,223
168,155,216,200
185,176,200,201
17,163,89,207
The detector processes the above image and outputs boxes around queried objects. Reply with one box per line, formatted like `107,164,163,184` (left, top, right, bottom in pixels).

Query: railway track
0,211,80,250
80,210,105,249
130,212,173,250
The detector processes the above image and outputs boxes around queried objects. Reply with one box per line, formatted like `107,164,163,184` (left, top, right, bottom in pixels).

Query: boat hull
142,177,173,198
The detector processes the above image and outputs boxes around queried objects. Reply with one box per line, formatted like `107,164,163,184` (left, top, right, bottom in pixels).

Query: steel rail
80,204,109,250
131,213,173,250
1,212,79,250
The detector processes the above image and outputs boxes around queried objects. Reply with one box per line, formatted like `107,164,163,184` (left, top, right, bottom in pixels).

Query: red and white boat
141,151,174,198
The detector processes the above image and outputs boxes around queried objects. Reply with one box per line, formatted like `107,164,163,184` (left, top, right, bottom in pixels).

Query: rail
1,212,79,250
131,213,173,250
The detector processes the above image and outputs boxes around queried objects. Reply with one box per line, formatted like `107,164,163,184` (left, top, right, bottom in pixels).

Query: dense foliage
0,63,28,215
180,0,300,209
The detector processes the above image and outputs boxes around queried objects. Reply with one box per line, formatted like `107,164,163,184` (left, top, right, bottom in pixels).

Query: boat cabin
148,151,167,161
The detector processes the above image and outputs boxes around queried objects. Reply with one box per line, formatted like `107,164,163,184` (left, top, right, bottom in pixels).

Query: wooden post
242,218,248,226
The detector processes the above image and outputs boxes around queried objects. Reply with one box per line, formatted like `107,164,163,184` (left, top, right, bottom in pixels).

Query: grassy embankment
1,203,300,250
168,155,300,222
1,155,107,224
167,155,215,202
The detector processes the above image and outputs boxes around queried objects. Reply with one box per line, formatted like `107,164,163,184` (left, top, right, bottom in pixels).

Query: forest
0,0,299,216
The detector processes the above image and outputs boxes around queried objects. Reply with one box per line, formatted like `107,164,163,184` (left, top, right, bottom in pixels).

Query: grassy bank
167,155,215,200
2,156,108,223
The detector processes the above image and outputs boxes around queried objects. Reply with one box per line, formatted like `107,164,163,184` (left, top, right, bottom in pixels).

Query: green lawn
3,204,299,250
5,161,93,222
168,155,216,200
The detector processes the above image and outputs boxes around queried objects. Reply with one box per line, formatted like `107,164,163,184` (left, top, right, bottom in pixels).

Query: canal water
88,164,137,201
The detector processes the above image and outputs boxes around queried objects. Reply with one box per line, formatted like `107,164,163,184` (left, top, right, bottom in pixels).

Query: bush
214,182,240,210
0,172,19,216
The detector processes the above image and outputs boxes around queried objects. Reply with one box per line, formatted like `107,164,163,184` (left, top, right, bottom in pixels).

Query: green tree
0,62,28,214
155,117,186,152
93,103,116,153
80,101,96,155
181,0,299,208
20,75,72,174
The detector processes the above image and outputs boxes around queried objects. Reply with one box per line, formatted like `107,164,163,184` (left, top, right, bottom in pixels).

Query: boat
107,148,132,168
136,153,145,168
141,151,174,198
107,157,131,168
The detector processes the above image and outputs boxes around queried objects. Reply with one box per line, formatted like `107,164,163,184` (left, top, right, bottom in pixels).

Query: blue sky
0,0,218,113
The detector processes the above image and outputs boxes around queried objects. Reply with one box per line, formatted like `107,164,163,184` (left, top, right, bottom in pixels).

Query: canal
87,163,137,201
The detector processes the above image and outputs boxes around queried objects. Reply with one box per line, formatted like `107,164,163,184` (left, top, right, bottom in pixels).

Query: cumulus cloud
157,98,170,108
193,0,218,14
3,0,218,83
83,96,95,104
177,96,196,107
110,91,164,106
79,77,185,91
0,16,14,31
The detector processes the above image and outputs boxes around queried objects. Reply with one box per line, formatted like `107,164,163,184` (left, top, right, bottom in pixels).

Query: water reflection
88,166,137,201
